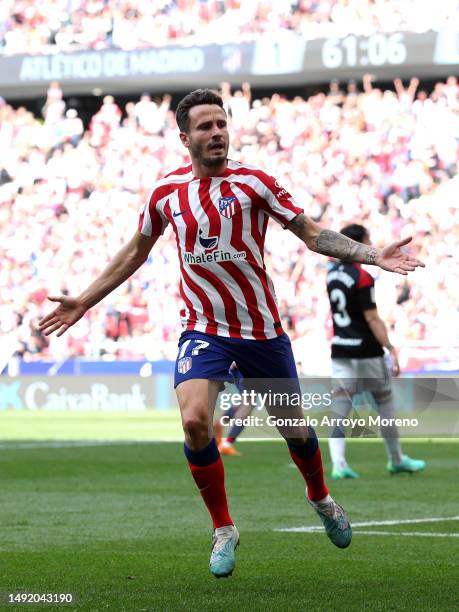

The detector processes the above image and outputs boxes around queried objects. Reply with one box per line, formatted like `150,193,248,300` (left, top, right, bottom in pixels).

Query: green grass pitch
0,412,458,610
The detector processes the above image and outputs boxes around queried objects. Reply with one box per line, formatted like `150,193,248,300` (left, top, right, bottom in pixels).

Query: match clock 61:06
321,33,408,69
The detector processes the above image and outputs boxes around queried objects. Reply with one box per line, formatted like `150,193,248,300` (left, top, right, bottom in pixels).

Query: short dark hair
176,88,225,133
340,223,369,243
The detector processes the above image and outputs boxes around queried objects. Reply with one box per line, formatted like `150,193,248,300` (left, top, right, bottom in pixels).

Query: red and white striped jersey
138,159,303,340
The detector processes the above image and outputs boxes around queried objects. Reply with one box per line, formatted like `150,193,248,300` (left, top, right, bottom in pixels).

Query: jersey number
330,288,351,328
178,339,210,358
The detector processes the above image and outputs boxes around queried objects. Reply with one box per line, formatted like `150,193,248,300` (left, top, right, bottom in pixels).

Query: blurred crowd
0,74,458,369
1,0,458,55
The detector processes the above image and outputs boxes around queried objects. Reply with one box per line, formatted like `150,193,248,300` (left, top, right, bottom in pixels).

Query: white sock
383,437,403,464
328,437,347,469
375,393,403,464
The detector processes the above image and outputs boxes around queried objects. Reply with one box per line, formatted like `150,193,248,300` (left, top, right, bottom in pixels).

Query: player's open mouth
209,143,225,152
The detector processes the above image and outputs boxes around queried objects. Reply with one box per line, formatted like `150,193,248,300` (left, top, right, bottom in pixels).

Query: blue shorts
174,331,298,388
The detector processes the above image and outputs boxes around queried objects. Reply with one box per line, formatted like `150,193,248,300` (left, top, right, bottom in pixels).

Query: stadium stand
1,0,458,55
1,75,457,370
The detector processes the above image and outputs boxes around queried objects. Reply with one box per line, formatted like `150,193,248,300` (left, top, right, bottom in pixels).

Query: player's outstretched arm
38,231,158,337
286,213,425,275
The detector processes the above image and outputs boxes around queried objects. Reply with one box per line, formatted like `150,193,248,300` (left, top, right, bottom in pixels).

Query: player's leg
269,393,353,548
234,334,352,548
213,402,239,446
176,378,234,525
329,391,360,479
219,366,252,456
368,358,426,474
328,359,360,479
176,378,239,577
219,400,253,456
214,363,242,454
175,333,238,577
234,341,327,499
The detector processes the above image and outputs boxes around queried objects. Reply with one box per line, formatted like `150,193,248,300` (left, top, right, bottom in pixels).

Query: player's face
181,104,229,167
363,233,371,246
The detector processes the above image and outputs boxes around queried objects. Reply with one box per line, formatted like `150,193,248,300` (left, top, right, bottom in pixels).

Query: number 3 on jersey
330,288,351,327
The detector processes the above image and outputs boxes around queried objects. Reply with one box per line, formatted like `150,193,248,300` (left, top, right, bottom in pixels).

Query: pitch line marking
0,440,181,450
352,531,459,538
275,516,459,532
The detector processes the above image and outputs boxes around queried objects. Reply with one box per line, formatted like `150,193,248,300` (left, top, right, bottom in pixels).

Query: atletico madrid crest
177,357,192,374
219,196,240,219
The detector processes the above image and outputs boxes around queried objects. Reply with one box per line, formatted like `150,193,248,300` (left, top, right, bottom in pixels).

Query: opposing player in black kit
326,224,426,479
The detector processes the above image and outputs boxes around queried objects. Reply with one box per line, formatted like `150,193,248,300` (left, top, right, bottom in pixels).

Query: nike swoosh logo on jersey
173,210,184,217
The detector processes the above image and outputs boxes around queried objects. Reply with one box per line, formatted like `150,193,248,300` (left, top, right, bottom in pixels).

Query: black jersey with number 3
326,262,384,359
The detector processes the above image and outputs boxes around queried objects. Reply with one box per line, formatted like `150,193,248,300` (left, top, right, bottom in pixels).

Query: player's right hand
38,296,87,337
389,348,401,377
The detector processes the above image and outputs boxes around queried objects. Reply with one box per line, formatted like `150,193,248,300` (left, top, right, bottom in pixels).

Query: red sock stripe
289,447,329,502
188,457,233,528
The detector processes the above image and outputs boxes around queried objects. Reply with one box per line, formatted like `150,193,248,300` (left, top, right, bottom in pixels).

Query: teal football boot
308,496,352,549
387,455,426,474
332,466,360,480
209,525,239,578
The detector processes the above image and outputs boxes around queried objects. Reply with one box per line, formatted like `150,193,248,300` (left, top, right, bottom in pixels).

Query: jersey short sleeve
357,268,377,312
255,171,303,228
138,186,170,238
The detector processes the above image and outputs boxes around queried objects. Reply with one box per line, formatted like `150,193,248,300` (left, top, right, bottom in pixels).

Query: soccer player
326,223,426,479
38,89,424,578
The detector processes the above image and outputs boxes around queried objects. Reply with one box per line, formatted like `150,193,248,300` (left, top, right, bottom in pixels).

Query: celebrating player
326,223,426,479
38,89,424,578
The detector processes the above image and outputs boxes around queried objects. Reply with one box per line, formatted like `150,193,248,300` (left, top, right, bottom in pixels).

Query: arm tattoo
286,215,380,265
315,229,379,265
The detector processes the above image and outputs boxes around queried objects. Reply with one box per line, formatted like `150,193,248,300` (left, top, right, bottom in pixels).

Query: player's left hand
376,237,425,275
